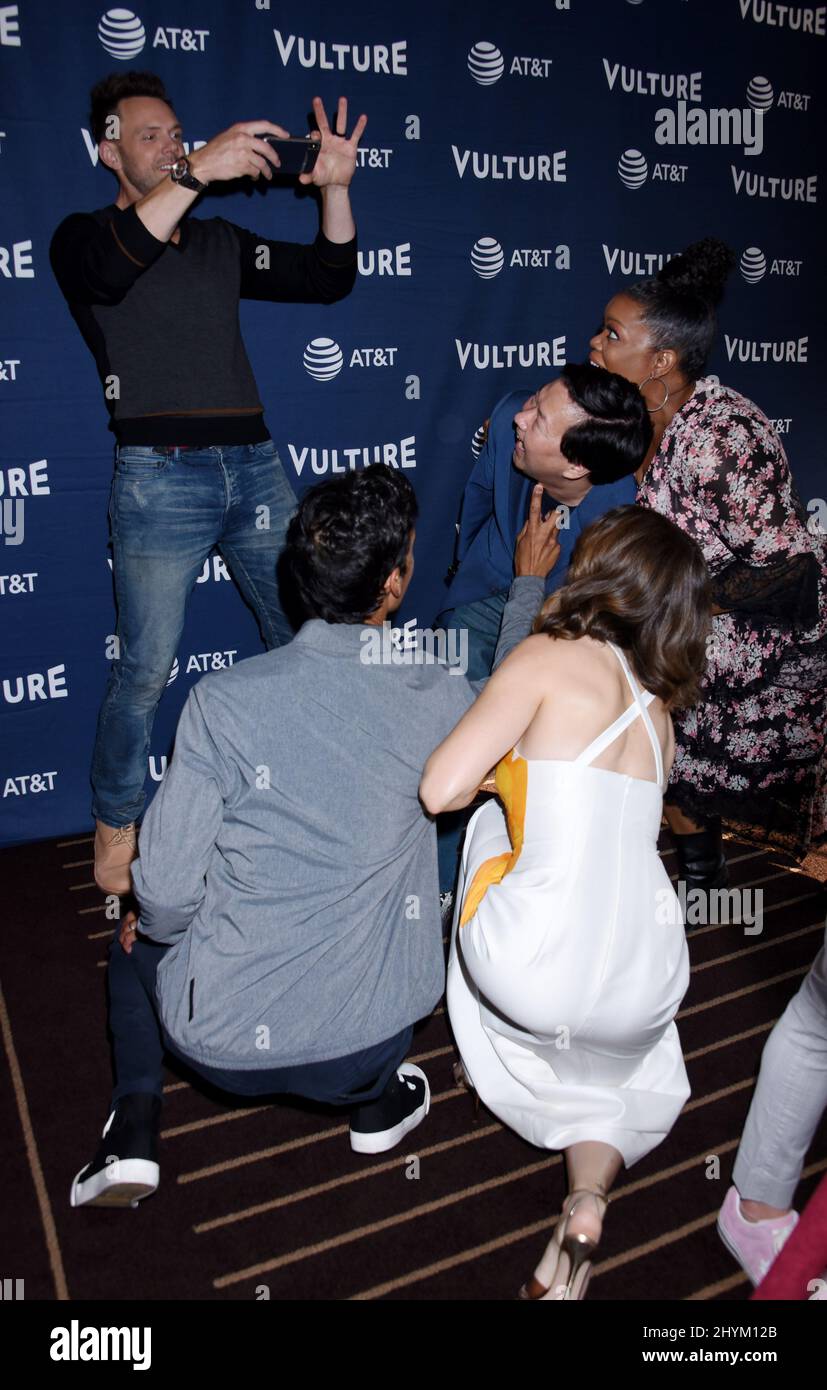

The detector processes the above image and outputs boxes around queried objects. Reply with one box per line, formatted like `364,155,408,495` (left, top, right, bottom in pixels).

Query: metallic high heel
519,1186,609,1301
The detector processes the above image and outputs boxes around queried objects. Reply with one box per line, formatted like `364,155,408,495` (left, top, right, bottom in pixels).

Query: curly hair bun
656,237,736,305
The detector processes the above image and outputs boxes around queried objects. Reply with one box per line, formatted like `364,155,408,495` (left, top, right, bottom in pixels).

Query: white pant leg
733,928,827,1208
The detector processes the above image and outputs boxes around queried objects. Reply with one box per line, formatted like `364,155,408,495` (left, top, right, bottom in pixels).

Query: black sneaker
350,1064,430,1154
70,1093,161,1209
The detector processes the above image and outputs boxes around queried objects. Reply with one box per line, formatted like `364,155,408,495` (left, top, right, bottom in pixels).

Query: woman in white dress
421,505,711,1300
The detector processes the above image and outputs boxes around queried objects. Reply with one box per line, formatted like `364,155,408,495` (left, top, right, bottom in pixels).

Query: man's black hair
559,360,653,485
89,71,173,145
282,465,418,624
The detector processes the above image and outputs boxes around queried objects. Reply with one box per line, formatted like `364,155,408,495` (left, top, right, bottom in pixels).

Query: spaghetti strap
607,643,664,787
575,645,663,785
574,702,649,769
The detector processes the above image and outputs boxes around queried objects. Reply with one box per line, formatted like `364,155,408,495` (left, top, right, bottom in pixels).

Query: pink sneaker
717,1185,799,1286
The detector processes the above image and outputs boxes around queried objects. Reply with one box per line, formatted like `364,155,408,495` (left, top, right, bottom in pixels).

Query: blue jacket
444,388,637,609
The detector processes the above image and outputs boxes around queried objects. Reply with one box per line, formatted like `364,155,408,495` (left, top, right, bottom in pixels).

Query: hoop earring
640,375,670,413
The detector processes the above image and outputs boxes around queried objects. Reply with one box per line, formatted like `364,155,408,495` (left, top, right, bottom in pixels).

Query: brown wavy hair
535,505,711,708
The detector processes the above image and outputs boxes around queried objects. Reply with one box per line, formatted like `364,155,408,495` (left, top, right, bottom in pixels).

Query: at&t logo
303,339,398,380
471,238,504,278
466,40,552,85
618,150,648,188
471,238,570,278
98,8,145,58
740,247,766,282
739,247,803,282
746,76,773,110
97,8,209,57
617,149,687,187
3,771,57,797
748,74,813,113
304,339,343,381
777,88,812,111
186,651,237,675
0,571,36,594
161,652,236,683
467,42,504,84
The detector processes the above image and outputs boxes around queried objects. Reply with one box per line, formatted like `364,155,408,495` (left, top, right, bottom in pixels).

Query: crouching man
71,464,559,1206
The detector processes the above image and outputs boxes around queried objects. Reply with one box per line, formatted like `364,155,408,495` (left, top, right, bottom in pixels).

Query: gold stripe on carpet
0,979,69,1299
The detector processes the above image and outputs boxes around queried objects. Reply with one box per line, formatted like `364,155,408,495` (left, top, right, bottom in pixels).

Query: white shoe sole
350,1066,431,1154
716,1214,760,1286
70,1158,159,1209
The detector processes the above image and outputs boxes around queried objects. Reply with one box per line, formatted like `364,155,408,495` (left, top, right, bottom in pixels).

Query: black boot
673,816,729,929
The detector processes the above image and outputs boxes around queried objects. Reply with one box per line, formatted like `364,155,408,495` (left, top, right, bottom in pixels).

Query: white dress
447,643,691,1167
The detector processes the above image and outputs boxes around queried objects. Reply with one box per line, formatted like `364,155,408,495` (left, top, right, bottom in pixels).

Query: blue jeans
107,929,413,1107
433,589,509,893
91,441,297,827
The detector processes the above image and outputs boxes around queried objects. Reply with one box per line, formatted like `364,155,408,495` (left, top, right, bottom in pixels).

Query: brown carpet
1,829,826,1301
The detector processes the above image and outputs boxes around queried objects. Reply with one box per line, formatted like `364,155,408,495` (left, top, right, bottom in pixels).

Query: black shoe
673,817,730,927
70,1093,161,1209
349,1064,430,1154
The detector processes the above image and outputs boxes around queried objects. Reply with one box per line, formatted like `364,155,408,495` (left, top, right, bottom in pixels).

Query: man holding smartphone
51,72,366,895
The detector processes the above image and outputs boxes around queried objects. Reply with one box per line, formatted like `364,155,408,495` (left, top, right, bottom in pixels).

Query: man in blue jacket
437,361,651,681
434,362,652,892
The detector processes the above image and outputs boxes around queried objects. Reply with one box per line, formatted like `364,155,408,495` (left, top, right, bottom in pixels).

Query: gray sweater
133,577,544,1069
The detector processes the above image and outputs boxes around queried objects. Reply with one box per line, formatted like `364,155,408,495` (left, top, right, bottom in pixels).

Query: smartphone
256,135,321,176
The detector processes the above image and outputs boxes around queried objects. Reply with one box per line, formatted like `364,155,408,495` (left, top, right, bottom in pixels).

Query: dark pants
107,931,412,1111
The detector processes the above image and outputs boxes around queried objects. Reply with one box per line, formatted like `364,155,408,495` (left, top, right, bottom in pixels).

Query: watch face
171,157,188,180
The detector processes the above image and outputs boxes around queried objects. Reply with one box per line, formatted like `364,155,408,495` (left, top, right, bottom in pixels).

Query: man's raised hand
300,96,368,189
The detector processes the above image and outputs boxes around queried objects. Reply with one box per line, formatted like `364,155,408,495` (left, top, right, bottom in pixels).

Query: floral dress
638,377,827,859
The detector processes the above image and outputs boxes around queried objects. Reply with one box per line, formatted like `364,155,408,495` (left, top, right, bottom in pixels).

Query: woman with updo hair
590,238,827,888
422,505,711,1299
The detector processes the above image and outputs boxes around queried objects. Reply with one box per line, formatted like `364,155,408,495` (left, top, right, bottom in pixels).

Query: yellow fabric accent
459,750,528,926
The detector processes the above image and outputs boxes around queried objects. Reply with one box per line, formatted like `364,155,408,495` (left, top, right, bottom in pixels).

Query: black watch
169,156,205,192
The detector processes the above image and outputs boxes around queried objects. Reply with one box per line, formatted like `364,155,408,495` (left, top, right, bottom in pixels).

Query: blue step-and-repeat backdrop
1,0,825,846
